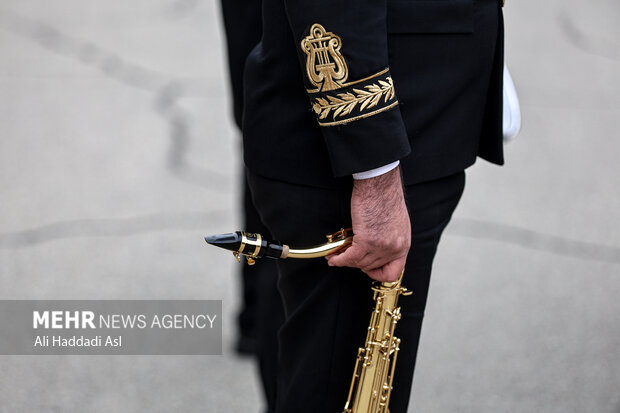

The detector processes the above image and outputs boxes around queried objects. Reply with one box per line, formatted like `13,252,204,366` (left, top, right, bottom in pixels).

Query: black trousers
248,170,466,413
240,175,285,412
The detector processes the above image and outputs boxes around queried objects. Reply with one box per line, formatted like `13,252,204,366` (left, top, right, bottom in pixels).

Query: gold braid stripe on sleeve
308,69,399,127
311,75,397,126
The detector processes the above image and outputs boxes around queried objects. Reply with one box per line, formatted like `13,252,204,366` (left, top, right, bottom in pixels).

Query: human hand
326,166,411,282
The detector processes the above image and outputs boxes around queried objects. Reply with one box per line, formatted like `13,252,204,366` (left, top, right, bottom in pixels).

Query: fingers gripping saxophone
204,228,411,413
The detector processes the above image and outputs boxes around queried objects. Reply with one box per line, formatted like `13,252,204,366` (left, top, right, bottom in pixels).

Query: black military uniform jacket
242,0,504,188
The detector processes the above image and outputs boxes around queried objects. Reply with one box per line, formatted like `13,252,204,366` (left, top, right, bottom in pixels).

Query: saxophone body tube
343,274,408,413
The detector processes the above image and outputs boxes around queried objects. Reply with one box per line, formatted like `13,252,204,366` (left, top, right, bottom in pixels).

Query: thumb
326,243,366,268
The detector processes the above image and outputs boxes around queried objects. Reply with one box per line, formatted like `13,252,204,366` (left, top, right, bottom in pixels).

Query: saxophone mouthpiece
204,232,243,252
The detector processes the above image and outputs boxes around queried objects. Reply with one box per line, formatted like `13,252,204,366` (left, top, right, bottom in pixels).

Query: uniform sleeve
284,0,411,177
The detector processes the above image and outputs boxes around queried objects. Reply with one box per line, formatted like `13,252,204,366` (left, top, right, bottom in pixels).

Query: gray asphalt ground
0,0,619,412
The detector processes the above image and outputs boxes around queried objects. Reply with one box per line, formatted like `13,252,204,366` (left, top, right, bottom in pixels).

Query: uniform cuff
352,160,400,180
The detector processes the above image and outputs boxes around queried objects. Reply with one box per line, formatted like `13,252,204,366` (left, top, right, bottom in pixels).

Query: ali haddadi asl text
34,335,121,348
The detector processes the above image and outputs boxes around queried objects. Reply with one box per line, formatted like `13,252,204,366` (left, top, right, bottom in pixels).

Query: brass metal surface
239,232,263,265
286,228,353,258
343,269,410,413
277,228,353,259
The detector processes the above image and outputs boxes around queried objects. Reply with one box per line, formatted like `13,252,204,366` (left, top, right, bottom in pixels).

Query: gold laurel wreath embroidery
312,77,396,121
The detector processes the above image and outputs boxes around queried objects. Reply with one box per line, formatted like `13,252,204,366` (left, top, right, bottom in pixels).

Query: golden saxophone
205,228,410,413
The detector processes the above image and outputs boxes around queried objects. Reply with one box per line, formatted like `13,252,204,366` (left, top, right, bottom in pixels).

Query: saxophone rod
204,228,353,264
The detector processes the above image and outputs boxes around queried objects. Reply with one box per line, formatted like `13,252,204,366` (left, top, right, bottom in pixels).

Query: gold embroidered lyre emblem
301,24,349,92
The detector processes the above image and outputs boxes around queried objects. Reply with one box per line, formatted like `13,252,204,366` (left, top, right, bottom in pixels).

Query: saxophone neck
284,228,353,259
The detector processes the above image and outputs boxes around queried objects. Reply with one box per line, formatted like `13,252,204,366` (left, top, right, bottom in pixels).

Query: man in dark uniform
239,0,504,411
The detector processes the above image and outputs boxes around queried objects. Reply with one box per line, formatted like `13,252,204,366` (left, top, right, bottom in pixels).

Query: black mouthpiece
204,232,242,252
